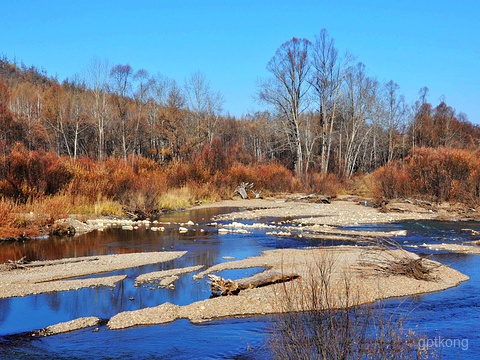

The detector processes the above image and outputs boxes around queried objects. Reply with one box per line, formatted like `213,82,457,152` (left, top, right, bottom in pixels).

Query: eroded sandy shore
0,251,187,298
412,243,480,254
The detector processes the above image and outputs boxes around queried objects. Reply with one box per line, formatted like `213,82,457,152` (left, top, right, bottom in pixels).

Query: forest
1,30,480,239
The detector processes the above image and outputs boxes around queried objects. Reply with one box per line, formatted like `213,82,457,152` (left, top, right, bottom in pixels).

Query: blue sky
1,0,479,123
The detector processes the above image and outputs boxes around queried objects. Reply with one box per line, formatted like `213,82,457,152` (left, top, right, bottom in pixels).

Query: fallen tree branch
358,239,440,281
6,256,28,269
5,257,100,270
234,182,254,199
208,270,299,296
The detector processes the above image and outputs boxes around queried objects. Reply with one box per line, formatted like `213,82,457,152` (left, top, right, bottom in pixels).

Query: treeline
0,56,273,166
257,30,480,177
0,28,479,212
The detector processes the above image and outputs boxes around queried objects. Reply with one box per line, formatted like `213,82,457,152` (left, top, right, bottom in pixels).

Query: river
0,208,479,359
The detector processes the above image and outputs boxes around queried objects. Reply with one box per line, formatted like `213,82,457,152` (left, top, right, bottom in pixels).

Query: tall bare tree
132,68,150,158
384,80,405,162
110,64,133,161
85,57,110,161
184,71,224,146
341,63,379,177
258,37,312,175
310,29,352,175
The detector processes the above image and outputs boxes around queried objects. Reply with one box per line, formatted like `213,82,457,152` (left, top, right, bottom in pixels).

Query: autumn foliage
373,147,480,205
0,145,299,215
1,54,480,239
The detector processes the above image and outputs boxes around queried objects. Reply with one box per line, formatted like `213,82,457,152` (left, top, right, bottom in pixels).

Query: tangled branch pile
360,241,440,281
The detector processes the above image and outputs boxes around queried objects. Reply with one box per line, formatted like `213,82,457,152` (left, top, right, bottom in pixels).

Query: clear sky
1,0,479,123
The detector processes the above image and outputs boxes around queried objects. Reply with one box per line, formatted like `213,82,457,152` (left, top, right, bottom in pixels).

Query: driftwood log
208,271,299,296
6,256,29,269
297,194,331,204
4,257,100,270
234,182,254,199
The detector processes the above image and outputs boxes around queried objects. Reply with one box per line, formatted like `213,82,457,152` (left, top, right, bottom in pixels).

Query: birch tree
184,71,224,146
310,29,352,175
86,57,110,161
341,63,379,177
258,37,312,175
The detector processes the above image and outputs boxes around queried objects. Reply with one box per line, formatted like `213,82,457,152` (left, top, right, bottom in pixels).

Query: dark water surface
0,210,480,359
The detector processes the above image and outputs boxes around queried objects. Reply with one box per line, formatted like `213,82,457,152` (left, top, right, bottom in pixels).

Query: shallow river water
0,208,479,359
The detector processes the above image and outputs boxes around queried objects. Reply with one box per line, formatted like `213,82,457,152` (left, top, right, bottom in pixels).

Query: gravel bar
0,251,187,298
108,246,469,329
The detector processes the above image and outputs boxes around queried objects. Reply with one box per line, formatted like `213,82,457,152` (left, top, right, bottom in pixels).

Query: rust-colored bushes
166,159,209,188
201,137,227,174
309,173,347,197
371,162,411,200
373,147,480,205
216,162,297,194
0,144,72,201
68,157,111,200
255,162,297,193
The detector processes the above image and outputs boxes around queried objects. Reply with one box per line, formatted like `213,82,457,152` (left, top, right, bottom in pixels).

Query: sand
0,251,187,298
135,265,204,285
412,243,480,254
207,196,436,226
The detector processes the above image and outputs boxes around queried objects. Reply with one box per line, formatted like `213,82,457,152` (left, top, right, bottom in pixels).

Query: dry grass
23,195,71,223
0,197,42,239
157,187,195,210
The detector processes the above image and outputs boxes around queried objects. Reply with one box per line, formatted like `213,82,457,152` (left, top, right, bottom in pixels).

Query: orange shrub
67,158,112,200
166,159,210,188
215,161,298,194
309,173,347,197
373,147,480,205
0,144,72,201
371,162,411,200
253,163,296,192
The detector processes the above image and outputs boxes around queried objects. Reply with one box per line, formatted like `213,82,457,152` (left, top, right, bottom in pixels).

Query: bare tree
132,68,150,158
110,64,133,161
310,29,352,175
85,57,110,161
258,37,312,175
184,71,224,146
165,79,187,160
340,63,379,177
67,79,91,161
384,80,405,163
42,84,71,156
10,82,44,151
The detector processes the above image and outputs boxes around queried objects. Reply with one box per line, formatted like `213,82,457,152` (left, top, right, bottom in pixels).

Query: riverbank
2,195,478,243
198,195,479,225
0,195,476,337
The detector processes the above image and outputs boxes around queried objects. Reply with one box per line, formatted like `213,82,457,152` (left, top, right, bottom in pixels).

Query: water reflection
0,207,241,264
